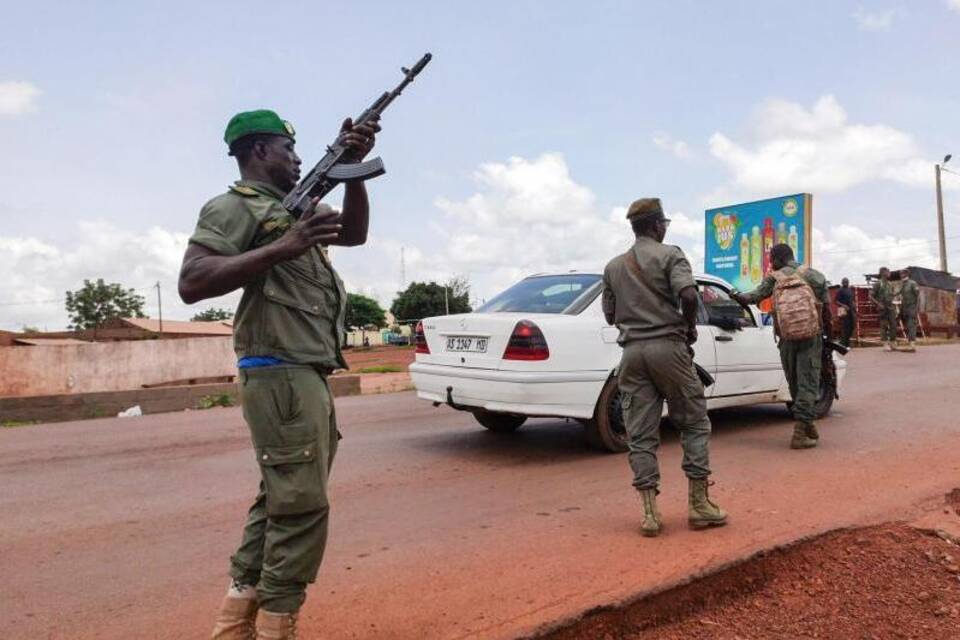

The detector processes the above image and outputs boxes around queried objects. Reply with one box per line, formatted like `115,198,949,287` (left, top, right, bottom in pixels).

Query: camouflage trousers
900,305,918,341
229,365,339,613
780,335,821,425
617,337,712,490
878,306,898,342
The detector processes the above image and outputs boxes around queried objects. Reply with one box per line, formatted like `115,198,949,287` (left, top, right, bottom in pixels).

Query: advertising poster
704,193,812,292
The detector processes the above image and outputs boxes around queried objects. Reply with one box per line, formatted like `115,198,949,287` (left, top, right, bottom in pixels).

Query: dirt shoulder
542,498,960,640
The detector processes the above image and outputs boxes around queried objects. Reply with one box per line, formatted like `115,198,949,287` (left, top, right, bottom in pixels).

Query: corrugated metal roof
13,338,91,346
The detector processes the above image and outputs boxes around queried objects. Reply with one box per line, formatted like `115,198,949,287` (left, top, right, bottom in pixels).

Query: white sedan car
409,271,846,452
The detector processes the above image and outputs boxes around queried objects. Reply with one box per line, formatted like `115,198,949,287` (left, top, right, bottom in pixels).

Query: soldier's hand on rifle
340,115,381,160
277,199,342,258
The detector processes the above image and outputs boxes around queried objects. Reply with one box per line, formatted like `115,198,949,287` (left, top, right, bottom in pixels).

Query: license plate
446,336,488,353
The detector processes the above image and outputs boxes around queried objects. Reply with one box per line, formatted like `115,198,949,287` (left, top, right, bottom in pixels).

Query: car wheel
583,377,629,453
473,410,526,433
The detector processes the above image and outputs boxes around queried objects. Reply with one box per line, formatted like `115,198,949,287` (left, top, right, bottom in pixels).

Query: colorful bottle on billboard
739,233,750,278
788,225,799,258
777,221,787,246
750,226,762,283
762,217,774,275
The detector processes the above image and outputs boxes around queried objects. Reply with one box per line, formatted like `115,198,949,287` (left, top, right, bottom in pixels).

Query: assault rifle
282,53,432,218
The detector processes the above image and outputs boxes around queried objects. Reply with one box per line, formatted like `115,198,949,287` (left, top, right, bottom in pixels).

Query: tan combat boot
904,341,916,352
883,341,894,352
211,596,258,640
790,422,818,449
804,421,820,440
638,488,662,537
256,610,299,640
688,478,727,530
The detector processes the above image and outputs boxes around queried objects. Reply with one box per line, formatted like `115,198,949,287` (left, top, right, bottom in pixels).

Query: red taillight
503,320,549,360
414,321,430,354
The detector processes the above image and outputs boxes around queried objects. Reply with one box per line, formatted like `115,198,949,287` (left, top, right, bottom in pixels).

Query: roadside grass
358,365,405,374
198,394,236,409
1,419,40,428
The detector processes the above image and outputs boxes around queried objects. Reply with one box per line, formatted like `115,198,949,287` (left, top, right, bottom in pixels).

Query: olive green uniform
872,280,897,342
602,236,711,490
190,180,347,613
899,278,920,341
740,260,829,425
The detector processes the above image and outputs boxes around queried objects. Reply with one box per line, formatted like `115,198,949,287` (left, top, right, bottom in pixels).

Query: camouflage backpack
771,266,821,341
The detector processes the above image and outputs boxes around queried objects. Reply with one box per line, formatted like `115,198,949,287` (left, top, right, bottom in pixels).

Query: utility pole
444,285,449,315
400,247,406,289
155,281,164,336
935,158,950,273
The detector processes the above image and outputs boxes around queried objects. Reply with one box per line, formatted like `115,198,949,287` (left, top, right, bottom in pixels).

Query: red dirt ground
544,520,960,640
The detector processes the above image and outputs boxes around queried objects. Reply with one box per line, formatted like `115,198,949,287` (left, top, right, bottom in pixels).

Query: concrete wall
0,337,236,397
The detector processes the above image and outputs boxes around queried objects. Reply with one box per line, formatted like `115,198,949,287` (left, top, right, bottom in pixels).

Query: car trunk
418,312,571,371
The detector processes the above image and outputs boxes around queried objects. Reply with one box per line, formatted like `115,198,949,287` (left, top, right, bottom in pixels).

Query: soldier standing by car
870,267,898,352
601,198,727,538
835,277,856,348
899,268,920,352
733,244,832,450
179,109,380,640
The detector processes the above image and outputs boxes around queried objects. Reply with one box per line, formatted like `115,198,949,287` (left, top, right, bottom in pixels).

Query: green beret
224,109,296,147
626,198,664,220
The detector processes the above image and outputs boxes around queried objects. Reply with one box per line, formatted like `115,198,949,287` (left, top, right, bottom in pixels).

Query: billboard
704,193,812,292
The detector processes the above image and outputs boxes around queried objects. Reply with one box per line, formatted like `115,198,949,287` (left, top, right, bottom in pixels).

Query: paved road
3,345,960,639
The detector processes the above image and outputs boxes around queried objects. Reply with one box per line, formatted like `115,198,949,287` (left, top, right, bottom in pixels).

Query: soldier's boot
883,341,894,352
211,596,258,640
904,341,916,352
804,421,820,440
790,422,818,449
256,610,299,640
638,488,662,537
688,478,727,530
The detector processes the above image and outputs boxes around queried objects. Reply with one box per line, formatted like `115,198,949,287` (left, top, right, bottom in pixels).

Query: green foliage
21,325,40,333
1,419,39,428
359,365,404,374
345,293,386,329
198,394,236,409
65,279,146,330
191,307,234,322
390,278,472,323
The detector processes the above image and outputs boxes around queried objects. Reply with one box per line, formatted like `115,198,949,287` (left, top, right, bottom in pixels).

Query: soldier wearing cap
869,267,898,352
179,109,380,639
601,198,727,538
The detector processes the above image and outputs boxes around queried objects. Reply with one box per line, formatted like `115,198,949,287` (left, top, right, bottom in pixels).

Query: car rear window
477,274,602,314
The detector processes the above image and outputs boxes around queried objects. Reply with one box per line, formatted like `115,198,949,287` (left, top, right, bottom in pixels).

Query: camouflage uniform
739,260,829,426
899,277,920,342
190,179,346,614
872,280,897,343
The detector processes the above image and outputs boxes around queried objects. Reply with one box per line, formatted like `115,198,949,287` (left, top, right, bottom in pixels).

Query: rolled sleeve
189,200,258,256
666,248,697,297
740,274,776,304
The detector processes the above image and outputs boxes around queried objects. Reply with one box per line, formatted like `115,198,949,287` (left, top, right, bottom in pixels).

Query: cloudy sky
2,1,960,330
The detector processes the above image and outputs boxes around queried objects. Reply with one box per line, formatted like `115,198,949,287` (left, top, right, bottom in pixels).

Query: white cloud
852,8,896,31
813,224,940,284
0,221,239,330
652,132,692,159
0,81,41,116
335,153,705,308
709,95,956,194
948,0,960,13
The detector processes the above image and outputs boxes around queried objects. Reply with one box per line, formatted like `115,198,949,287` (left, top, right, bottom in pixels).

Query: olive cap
224,109,296,147
625,198,664,220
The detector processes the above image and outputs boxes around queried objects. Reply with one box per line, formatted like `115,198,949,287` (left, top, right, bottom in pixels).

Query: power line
0,284,157,307
815,234,960,256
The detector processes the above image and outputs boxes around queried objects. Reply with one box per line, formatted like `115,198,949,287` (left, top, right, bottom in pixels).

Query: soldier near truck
898,268,920,352
870,267,898,352
601,197,727,538
733,244,832,450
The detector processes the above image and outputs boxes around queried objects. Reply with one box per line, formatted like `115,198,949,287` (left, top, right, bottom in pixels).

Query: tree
65,279,146,330
345,293,386,330
192,308,234,322
390,280,472,323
